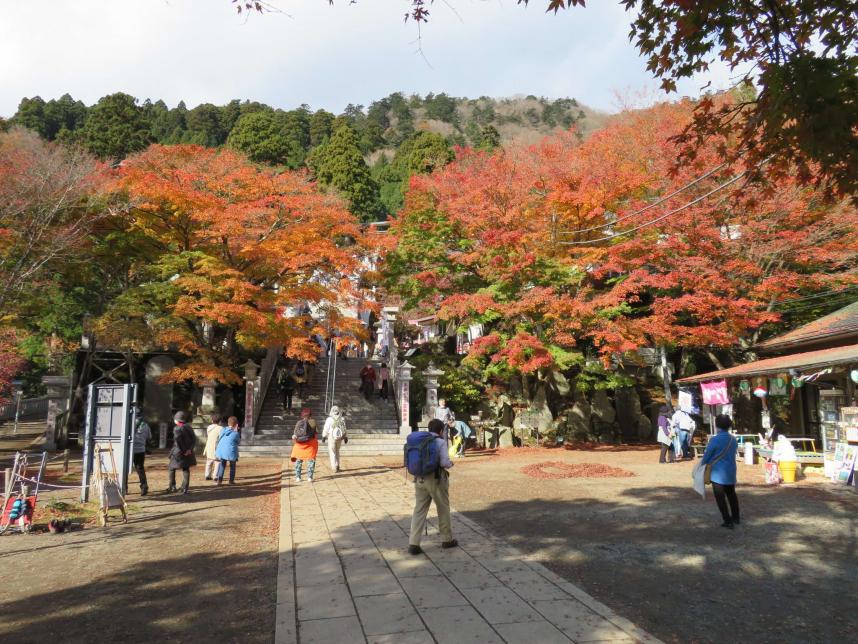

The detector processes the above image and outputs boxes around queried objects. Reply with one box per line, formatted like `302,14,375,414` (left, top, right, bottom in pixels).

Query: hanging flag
700,379,730,405
769,376,788,396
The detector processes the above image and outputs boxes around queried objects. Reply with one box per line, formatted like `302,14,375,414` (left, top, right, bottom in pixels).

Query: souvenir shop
676,302,858,487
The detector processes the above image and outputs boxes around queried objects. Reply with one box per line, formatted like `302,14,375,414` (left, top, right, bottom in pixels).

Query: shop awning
676,343,858,385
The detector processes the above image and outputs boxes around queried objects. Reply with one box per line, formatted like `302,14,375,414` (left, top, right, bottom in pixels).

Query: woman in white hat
322,406,348,473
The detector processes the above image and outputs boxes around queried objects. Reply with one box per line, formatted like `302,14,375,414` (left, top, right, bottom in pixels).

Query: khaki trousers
409,472,453,546
328,438,343,470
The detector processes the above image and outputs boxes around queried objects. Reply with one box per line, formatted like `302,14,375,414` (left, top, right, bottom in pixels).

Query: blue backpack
404,431,441,477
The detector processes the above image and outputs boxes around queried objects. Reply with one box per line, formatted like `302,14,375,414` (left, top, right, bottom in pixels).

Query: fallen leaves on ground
521,461,636,479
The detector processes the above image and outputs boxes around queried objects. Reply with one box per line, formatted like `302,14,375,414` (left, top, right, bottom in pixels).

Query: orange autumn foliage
96,145,368,384
385,100,858,375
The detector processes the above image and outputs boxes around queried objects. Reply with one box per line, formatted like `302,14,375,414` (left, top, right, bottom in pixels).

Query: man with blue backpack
405,418,458,555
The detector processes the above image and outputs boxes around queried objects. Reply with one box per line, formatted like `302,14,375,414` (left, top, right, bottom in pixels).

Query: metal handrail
323,343,338,415
252,346,280,430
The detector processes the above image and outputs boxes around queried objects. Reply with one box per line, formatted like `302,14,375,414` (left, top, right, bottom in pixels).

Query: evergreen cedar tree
95,144,368,385
307,120,383,222
237,0,857,201
382,99,858,380
79,92,153,161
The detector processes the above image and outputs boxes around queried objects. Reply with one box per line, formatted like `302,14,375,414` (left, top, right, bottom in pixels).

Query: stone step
248,435,402,445
253,429,399,437
255,358,400,442
241,444,404,456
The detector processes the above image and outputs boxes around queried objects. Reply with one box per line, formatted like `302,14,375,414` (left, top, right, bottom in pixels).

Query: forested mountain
3,92,603,219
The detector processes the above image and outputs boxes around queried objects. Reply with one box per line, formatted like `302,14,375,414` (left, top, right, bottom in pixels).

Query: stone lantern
422,362,444,428
243,359,260,381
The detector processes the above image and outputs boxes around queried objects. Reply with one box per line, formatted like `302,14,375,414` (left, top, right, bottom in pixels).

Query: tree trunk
706,350,726,371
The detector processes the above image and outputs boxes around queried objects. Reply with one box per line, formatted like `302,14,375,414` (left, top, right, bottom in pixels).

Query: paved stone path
275,459,661,644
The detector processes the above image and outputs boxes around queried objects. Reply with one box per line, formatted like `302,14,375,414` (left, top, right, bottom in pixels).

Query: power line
771,286,858,306
776,294,858,314
557,162,728,236
559,169,749,246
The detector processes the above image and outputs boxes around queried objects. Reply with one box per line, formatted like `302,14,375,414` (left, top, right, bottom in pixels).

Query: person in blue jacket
701,414,740,529
215,416,241,485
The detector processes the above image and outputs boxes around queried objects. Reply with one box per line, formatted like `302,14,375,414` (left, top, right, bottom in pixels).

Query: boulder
547,370,571,397
566,401,592,440
615,387,643,440
591,390,616,425
508,375,523,399
637,413,654,441
497,394,515,427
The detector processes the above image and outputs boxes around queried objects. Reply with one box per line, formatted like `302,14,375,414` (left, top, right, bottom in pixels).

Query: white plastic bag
692,460,706,499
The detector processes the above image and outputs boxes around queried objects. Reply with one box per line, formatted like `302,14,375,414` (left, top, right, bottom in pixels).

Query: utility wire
559,170,748,246
557,162,728,236
775,294,858,313
771,286,858,306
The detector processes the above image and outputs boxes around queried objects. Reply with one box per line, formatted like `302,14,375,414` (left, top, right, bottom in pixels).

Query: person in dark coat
167,411,197,495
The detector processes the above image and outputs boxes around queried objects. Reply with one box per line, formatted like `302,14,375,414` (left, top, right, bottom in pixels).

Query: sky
0,0,736,117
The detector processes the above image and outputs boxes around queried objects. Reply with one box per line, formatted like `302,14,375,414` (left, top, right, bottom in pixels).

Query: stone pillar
243,360,260,435
192,380,217,447
421,362,444,428
398,361,414,435
42,375,70,452
144,356,175,430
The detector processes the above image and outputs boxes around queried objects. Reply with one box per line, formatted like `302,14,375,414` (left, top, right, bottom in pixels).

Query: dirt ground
0,453,281,644
439,446,858,644
5,444,858,644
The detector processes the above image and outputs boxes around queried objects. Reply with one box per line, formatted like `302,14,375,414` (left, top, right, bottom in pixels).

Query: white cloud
0,0,736,117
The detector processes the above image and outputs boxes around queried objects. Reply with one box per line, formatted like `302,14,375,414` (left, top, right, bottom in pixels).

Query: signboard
835,445,857,485
81,384,137,501
158,421,168,449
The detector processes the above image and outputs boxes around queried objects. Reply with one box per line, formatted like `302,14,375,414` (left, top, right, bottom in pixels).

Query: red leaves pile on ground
521,461,636,479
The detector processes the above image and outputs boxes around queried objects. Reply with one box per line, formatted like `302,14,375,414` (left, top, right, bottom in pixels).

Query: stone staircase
243,358,404,456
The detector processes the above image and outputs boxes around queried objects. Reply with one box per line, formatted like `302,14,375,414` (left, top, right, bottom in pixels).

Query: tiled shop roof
757,300,858,351
676,343,858,384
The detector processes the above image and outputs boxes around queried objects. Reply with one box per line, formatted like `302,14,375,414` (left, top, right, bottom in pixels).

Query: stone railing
0,396,49,422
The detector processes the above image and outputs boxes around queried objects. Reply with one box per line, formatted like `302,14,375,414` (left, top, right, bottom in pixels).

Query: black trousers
659,444,675,463
380,380,389,401
133,452,148,491
712,483,740,524
282,390,294,410
168,468,190,493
